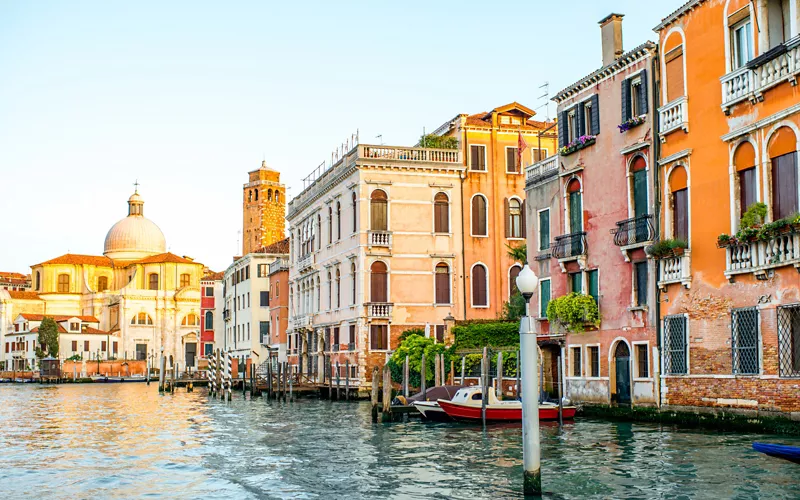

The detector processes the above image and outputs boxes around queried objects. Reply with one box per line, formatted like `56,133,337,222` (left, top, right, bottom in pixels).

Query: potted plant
717,233,732,248
740,202,767,230
545,292,600,333
646,238,688,259
558,134,597,156
617,115,646,133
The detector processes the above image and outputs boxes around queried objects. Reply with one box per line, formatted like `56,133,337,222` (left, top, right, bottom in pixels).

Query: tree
506,242,527,264
37,317,60,358
501,292,526,321
418,134,459,150
387,332,451,388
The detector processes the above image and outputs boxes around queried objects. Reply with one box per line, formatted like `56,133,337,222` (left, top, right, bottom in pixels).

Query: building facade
268,257,290,369
654,0,800,414
243,161,286,255
200,272,223,358
0,272,31,292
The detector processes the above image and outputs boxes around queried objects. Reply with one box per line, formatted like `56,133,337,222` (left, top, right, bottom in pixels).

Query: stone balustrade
658,96,688,136
721,40,800,110
658,251,692,289
368,230,392,248
366,302,392,319
725,233,800,279
525,155,559,186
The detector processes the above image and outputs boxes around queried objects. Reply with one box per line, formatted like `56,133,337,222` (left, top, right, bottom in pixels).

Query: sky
0,0,686,274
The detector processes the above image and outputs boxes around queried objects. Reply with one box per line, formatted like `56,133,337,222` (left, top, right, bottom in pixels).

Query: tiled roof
81,326,116,335
256,238,290,255
29,325,113,335
654,0,705,31
134,252,197,265
463,113,555,132
202,271,225,281
34,254,114,267
0,272,30,281
8,291,41,301
19,313,100,323
31,324,68,334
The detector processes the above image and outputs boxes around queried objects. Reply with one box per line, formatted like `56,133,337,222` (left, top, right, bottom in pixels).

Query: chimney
599,13,624,67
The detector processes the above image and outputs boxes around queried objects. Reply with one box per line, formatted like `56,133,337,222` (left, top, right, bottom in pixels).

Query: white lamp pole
516,264,541,497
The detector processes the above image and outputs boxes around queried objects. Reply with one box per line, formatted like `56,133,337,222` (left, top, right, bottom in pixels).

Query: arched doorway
613,342,631,405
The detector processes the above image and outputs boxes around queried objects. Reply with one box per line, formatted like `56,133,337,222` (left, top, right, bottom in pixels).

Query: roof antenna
376,134,383,145
536,82,550,121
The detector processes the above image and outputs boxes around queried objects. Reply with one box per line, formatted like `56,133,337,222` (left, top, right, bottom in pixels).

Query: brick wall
665,376,800,413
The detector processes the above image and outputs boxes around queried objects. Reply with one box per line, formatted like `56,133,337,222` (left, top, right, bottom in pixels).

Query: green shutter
540,280,551,317
539,210,550,250
633,169,648,218
570,272,582,294
569,192,582,232
588,270,599,306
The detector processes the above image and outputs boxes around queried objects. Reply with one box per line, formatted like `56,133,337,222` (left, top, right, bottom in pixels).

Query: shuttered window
589,346,599,377
370,261,388,303
336,201,341,240
471,264,488,307
772,152,798,220
588,270,599,307
472,195,488,236
260,291,270,307
572,347,582,377
435,263,450,304
328,207,333,243
569,272,582,294
370,190,388,231
739,167,757,216
665,46,685,102
507,198,522,238
434,192,449,233
470,145,486,171
148,273,159,290
539,209,550,250
370,325,388,350
672,188,689,241
71,341,77,352
539,279,551,317
634,261,648,307
57,274,70,293
352,192,357,233
506,147,519,173
637,344,649,378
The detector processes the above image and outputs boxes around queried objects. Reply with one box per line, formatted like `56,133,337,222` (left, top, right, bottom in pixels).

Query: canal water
0,384,798,499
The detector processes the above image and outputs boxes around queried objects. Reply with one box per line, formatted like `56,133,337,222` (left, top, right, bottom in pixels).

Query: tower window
180,274,191,287
57,274,70,293
148,273,159,290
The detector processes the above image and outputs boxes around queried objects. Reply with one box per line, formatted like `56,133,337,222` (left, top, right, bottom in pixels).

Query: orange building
433,103,557,319
655,0,800,414
243,161,286,255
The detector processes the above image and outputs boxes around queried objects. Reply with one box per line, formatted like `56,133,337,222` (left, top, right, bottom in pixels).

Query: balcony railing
361,145,461,164
269,258,289,274
612,214,657,247
658,96,688,136
721,39,800,111
332,343,340,352
525,155,559,187
348,342,356,351
366,302,393,319
368,230,392,248
552,232,587,260
658,251,692,290
222,309,230,321
725,233,800,279
294,315,312,329
298,254,314,272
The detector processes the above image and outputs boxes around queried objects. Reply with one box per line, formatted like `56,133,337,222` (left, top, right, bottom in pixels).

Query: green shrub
500,293,526,321
451,321,520,350
646,238,688,259
546,293,600,332
387,333,452,388
740,202,767,229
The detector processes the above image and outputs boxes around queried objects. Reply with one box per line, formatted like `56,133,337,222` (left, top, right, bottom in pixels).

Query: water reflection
0,384,798,499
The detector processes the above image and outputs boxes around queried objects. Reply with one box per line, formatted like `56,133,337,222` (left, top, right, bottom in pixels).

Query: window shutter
506,148,514,172
621,78,631,122
558,111,568,147
504,198,510,238
576,102,586,136
638,69,649,115
521,200,527,238
590,94,600,135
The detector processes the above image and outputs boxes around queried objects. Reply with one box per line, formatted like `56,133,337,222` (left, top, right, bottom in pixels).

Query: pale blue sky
0,0,684,273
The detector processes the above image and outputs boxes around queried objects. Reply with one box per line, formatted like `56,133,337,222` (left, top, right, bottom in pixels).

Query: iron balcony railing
348,342,356,351
551,232,587,260
612,214,657,247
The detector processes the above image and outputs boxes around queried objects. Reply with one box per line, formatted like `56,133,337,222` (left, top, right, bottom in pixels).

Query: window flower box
618,115,646,133
646,238,688,260
558,135,596,156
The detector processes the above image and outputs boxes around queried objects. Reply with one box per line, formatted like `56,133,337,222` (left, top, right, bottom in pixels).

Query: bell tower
243,161,286,255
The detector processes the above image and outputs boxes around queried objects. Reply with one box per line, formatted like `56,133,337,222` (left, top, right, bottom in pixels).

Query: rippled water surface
0,384,798,499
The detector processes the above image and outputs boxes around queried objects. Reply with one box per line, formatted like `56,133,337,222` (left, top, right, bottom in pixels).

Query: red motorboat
437,386,576,422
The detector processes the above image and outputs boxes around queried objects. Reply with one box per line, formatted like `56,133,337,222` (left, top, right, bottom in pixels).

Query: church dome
104,191,166,260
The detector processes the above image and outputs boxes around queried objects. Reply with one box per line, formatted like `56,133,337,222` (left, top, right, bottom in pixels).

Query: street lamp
515,264,541,497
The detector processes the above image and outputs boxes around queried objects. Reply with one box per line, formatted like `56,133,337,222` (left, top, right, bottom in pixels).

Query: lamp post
515,264,542,497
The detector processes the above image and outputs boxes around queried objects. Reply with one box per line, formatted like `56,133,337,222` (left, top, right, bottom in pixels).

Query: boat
437,386,576,422
91,374,148,383
393,385,463,421
753,442,800,464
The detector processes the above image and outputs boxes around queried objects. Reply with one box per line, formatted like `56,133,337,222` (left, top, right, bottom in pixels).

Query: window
471,264,488,307
435,263,450,305
182,314,199,326
131,312,153,325
205,311,213,329
634,261,648,307
732,307,759,375
352,192,357,233
588,270,599,307
71,340,77,352
370,325,388,350
333,327,340,347
767,0,791,49
569,272,582,294
246,266,250,280
204,286,214,297
35,271,40,291
257,264,268,277
84,341,90,351
328,206,333,243
509,265,521,298
69,322,79,332
664,315,688,375
349,324,356,349
370,262,388,302
471,195,488,236
636,344,649,378
567,179,582,232
505,198,523,238
370,190,388,231
664,42,685,102
538,209,550,251
260,291,270,307
572,347,582,377
778,304,800,377
567,111,577,142
351,263,356,304
584,103,594,134
469,145,486,171
772,152,798,220
732,18,753,69
247,292,250,307
260,321,269,344
327,272,332,309
588,346,599,377
532,148,548,163
735,141,758,218
97,276,108,292
506,147,520,173
539,279,551,318
101,341,107,352
335,269,341,308
58,274,70,293
148,273,159,290
336,201,341,240
275,282,279,298
435,325,445,343
434,192,449,233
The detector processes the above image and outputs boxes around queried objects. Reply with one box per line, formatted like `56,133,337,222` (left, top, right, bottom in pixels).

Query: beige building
287,142,464,388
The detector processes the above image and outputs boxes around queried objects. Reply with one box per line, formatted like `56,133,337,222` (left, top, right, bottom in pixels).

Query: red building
200,271,223,358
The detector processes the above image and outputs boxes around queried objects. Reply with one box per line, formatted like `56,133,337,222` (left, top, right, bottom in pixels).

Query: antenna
536,82,551,121
376,134,383,145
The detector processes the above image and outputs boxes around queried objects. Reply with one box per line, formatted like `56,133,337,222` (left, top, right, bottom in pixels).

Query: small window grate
663,315,687,375
732,307,759,375
778,304,800,378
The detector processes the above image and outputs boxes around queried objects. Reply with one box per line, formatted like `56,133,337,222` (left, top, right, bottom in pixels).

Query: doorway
185,342,197,368
614,342,632,405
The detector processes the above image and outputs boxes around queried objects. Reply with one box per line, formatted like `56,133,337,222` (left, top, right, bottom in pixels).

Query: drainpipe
460,122,468,321
652,52,663,409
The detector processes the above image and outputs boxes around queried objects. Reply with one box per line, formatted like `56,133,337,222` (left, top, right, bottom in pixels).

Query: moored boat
437,386,576,422
753,442,800,464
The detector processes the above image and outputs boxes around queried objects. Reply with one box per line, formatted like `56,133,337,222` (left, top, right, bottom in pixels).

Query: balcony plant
740,202,767,230
546,292,600,333
618,115,646,133
646,238,688,259
558,134,596,156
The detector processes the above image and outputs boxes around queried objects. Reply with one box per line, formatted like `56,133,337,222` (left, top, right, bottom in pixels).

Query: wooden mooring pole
402,355,409,398
283,362,288,402
267,361,272,399
345,360,350,401
336,361,341,401
420,353,427,400
327,357,333,401
450,359,454,385
371,366,379,422
381,364,391,422
434,353,441,387
557,354,564,427
460,356,465,385
497,351,504,400
481,347,488,427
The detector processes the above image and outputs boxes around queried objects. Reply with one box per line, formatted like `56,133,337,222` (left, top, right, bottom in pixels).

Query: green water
0,384,798,499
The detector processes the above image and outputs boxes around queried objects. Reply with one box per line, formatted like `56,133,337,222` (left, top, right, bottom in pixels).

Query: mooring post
402,355,409,398
497,351,504,400
216,349,223,399
420,353,427,400
208,354,214,396
450,359,454,385
460,356,465,385
434,353,441,387
481,346,488,426
327,357,333,401
336,362,341,401
557,354,564,427
345,359,350,401
226,351,233,402
283,362,289,403
516,349,521,400
159,350,166,392
146,358,150,386
172,362,177,393
382,364,391,422
371,366,379,422
276,361,282,400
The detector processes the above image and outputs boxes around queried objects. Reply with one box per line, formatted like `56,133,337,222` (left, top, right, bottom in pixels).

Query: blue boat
752,442,800,464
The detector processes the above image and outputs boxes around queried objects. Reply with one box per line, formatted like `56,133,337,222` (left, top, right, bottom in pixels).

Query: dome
104,191,166,260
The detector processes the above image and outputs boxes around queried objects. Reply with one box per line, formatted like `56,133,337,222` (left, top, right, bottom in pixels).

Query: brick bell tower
242,160,286,255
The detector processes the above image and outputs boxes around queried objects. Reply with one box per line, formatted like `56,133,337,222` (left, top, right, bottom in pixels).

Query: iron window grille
778,304,800,378
663,315,688,375
731,307,759,375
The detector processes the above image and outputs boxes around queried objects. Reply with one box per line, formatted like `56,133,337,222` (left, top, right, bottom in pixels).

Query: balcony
658,251,692,290
525,155,559,187
222,309,230,322
348,342,356,351
294,315,312,330
724,233,800,281
366,302,393,319
551,232,587,272
721,39,800,112
269,258,289,275
658,96,688,137
332,343,340,352
298,254,314,273
612,215,657,258
368,230,392,249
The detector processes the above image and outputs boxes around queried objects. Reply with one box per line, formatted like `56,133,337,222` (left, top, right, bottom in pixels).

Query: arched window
248,190,252,202
509,265,522,298
335,268,341,308
205,311,213,329
471,264,488,307
336,201,342,240
328,206,333,243
733,141,757,222
131,312,154,325
371,190,388,231
352,192,357,233
370,261,388,302
268,189,273,201
351,263,357,304
180,273,191,287
435,263,450,305
434,192,449,233
769,126,798,220
35,271,41,291
631,156,648,218
327,271,332,309
316,276,321,310
316,214,322,250
471,194,487,236
663,32,685,102
97,276,108,292
182,314,199,326
254,189,258,201
669,166,689,241
506,198,523,238
275,191,280,203
57,274,70,293
567,179,583,233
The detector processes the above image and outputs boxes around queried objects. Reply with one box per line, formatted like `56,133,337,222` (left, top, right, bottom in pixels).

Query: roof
0,272,29,281
34,253,114,267
19,313,100,323
654,0,705,32
31,324,68,334
134,252,197,265
255,237,290,255
29,325,113,335
8,291,41,301
202,271,224,281
482,102,536,120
